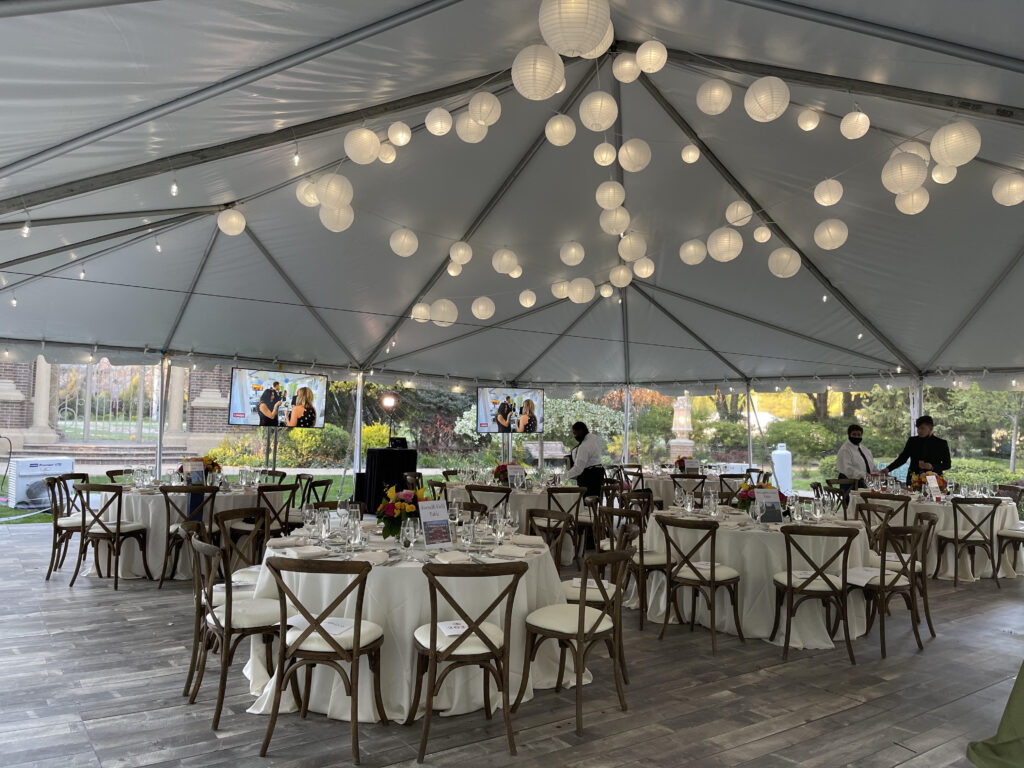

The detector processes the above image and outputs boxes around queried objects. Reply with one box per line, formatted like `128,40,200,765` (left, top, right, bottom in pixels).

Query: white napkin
284,545,330,559
511,534,546,547
492,544,530,558
434,550,471,564
350,550,389,565
267,536,307,548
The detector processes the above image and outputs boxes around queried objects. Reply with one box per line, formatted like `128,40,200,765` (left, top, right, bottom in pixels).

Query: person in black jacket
885,415,951,476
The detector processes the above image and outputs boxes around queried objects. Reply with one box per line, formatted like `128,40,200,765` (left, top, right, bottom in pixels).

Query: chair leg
416,658,438,763
45,529,59,581
918,572,936,638
905,591,924,651
189,634,211,704
512,632,536,712
112,539,120,591
840,598,856,665
404,653,427,726
607,637,627,711
555,643,567,691
659,583,674,640
136,533,154,581
482,663,492,719
782,592,794,661
370,649,389,725
729,584,744,642
769,585,783,641
932,541,945,580
878,592,888,659
500,658,516,756
689,586,698,632
68,537,87,588
211,637,231,730
158,540,173,589
350,654,360,765
300,664,313,718
708,587,718,655
259,651,287,757
183,607,202,696
574,641,585,737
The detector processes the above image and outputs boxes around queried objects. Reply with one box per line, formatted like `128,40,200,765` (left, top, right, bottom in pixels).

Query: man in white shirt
836,424,876,488
566,421,605,497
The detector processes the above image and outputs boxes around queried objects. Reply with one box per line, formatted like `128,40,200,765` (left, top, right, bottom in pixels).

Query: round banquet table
244,539,586,723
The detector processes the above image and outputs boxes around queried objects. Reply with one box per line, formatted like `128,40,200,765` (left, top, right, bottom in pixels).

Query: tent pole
910,379,924,435
354,372,364,474
746,381,753,467
623,386,632,464
156,355,167,477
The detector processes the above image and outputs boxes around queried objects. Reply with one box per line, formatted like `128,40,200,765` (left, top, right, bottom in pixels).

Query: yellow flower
386,486,397,502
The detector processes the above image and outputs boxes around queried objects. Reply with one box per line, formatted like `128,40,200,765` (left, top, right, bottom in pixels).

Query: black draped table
362,447,417,515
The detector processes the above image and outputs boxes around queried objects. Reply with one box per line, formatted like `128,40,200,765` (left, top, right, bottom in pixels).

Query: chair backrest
951,497,1002,543
44,477,65,523
526,508,573,556
547,486,585,519
265,469,287,484
854,501,900,552
421,561,528,661
875,524,922,593
620,489,653,521
441,469,460,482
73,483,124,536
294,472,314,501
745,467,767,485
51,472,89,524
460,501,487,518
464,484,511,514
826,477,858,506
857,492,911,525
188,537,230,631
913,509,938,566
599,481,621,507
404,471,424,491
719,474,746,505
574,548,633,637
427,479,447,502
656,515,722,584
997,484,1024,505
105,468,133,483
301,478,332,505
258,483,298,530
621,468,645,492
779,524,859,595
215,507,266,573
160,485,219,533
670,473,706,498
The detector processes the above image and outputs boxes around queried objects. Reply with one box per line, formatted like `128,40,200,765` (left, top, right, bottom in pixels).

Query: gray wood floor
3,523,1021,768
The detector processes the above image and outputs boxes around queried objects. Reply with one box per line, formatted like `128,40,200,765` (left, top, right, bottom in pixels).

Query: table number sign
926,474,943,502
507,465,526,486
754,488,784,522
418,500,453,549
684,458,700,473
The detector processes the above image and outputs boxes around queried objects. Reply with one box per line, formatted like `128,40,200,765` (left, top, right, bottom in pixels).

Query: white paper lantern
580,18,613,58
446,261,462,277
594,141,617,166
319,205,354,232
679,239,706,265
448,242,471,266
455,111,488,143
411,302,431,323
632,256,655,278
881,152,928,194
216,209,246,236
512,44,565,101
680,144,700,163
430,298,457,327
814,178,843,206
555,78,566,94
895,187,930,215
725,200,753,226
931,164,957,184
468,92,502,126
993,173,1024,206
568,277,596,303
295,179,319,207
618,138,651,172
377,143,396,164
707,227,743,262
315,173,353,208
930,120,981,167
508,265,523,278
753,225,772,243
744,76,790,122
617,231,647,262
425,107,452,136
560,241,585,266
599,206,630,235
891,141,930,165
696,79,731,115
538,0,610,57
768,247,801,278
344,128,380,164
390,228,419,257
471,296,496,320
797,109,820,131
636,40,667,73
545,113,576,146
813,218,848,250
595,180,625,209
492,248,518,274
519,289,537,308
609,264,632,287
578,90,618,131
387,121,411,146
598,282,614,297
612,53,640,83
551,280,570,299
839,110,870,139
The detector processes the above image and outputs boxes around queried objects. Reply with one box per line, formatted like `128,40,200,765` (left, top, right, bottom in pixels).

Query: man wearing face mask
836,424,876,488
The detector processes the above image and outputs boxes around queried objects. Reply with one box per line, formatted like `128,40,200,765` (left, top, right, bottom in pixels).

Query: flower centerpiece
493,463,521,486
736,481,784,512
673,457,687,471
910,471,947,493
376,485,427,538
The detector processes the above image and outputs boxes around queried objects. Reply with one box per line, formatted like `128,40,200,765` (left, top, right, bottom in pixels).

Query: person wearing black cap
566,421,605,498
885,415,951,476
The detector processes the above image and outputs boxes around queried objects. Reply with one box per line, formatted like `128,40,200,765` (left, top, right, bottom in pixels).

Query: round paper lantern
892,141,930,165
839,110,870,139
315,173,353,208
594,141,617,166
993,173,1024,206
508,265,523,278
814,218,848,250
931,164,957,184
449,241,473,265
768,247,801,278
609,264,632,288
895,187,930,215
519,289,537,308
679,239,706,265
430,298,457,327
545,113,576,146
744,76,790,122
468,91,502,126
319,205,354,232
492,248,518,274
555,78,566,94
411,302,431,323
595,180,625,209
599,206,630,235
680,144,700,163
568,277,596,303
390,228,418,257
598,282,614,297
632,256,655,278
707,227,743,262
295,179,319,207
753,225,772,243
797,109,820,131
344,128,380,164
387,121,411,146
425,107,452,136
612,53,640,83
512,44,565,101
578,90,617,131
538,0,610,57
560,241,585,266
636,40,667,73
377,143,396,164
930,120,981,167
881,152,928,194
725,200,753,226
217,209,246,236
471,296,495,320
455,111,488,143
618,138,651,172
696,79,731,115
551,280,570,299
446,261,462,277
580,18,614,58
617,232,646,262
814,178,843,206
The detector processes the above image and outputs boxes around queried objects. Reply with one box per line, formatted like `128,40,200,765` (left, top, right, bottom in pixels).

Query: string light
78,268,85,280
170,179,179,197
9,295,17,308
69,252,78,260
857,333,863,340
821,295,828,303
292,143,300,167
896,366,902,374
154,239,162,253
20,218,30,238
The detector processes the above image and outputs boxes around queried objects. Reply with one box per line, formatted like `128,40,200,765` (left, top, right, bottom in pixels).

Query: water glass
302,504,316,531
812,499,824,522
792,502,804,522
400,519,418,560
347,520,363,551
494,519,509,546
319,510,331,542
337,500,351,527
683,492,695,514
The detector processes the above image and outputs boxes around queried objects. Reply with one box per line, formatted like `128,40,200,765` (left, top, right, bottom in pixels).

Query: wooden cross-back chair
854,524,925,659
669,473,706,506
548,486,587,564
264,469,287,484
854,500,906,553
69,483,152,590
441,469,460,482
105,467,134,483
934,497,1003,589
300,478,332,506
294,473,314,503
526,508,577,573
427,479,447,503
258,483,300,541
621,468,646,492
718,474,746,506
158,485,219,588
43,472,89,581
404,471,424,491
464,484,511,515
215,507,267,585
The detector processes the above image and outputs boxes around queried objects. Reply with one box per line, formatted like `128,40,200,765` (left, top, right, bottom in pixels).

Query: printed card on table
926,474,943,502
507,464,526,483
754,488,784,522
418,500,452,550
182,460,204,485
684,459,701,473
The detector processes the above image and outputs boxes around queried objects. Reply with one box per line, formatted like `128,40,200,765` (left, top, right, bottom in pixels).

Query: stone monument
669,394,695,462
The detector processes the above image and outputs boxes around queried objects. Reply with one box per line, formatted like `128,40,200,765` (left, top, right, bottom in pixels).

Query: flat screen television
476,386,544,434
228,368,328,428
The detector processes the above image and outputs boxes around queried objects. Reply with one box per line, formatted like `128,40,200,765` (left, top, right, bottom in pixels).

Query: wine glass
683,491,695,515
493,518,509,547
301,504,316,532
792,501,804,523
400,519,418,560
812,498,824,522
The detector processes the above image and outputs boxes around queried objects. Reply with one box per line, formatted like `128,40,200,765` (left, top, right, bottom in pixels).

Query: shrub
288,423,350,467
765,420,838,463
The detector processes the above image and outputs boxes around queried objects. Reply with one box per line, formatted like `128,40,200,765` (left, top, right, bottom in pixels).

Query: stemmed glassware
400,518,418,560
683,491,695,514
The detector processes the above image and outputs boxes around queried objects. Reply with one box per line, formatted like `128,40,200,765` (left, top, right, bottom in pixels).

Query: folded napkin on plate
434,550,472,564
350,550,389,565
492,544,531,558
284,545,330,559
734,517,754,528
360,522,379,532
267,536,307,548
511,534,546,547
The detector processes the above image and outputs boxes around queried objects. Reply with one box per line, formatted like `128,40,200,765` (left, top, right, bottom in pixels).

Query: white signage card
507,465,526,481
418,500,452,550
684,459,700,473
183,460,204,485
926,475,942,502
754,488,783,521
438,620,468,637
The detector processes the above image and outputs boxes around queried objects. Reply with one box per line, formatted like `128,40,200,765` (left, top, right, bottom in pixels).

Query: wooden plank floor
3,523,1022,767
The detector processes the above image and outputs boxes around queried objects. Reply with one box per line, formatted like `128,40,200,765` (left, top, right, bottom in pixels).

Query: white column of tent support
135,365,145,440
623,386,632,463
910,379,924,434
156,356,167,476
353,372,364,474
746,381,754,467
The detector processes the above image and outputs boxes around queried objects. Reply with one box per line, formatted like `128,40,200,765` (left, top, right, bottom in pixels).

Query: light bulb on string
292,144,300,166
9,295,17,308
154,239,162,253
20,218,30,238
79,269,85,280
170,179,179,197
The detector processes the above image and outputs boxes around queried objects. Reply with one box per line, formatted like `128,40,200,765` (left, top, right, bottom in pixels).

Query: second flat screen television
476,387,544,434
228,368,328,428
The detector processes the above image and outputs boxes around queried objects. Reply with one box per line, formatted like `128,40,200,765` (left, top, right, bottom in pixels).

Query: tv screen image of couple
227,368,328,428
476,387,544,434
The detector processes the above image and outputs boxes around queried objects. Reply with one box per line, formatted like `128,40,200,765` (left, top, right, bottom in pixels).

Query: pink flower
384,503,397,517
397,491,415,503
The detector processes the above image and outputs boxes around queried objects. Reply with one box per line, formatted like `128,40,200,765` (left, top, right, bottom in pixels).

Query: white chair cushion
525,604,613,635
231,565,262,584
865,572,911,588
561,579,617,602
87,521,146,534
413,621,504,655
598,540,615,551
868,553,924,573
633,550,668,566
287,620,384,652
669,563,740,582
208,597,280,629
56,517,82,529
229,519,283,531
211,582,257,606
772,571,840,592
936,529,987,540
998,528,1024,540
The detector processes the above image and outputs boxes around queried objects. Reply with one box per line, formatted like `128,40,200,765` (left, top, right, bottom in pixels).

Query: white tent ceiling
1,0,1022,393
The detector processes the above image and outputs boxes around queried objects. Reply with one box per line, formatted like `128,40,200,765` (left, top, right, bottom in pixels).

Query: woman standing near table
286,386,317,428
